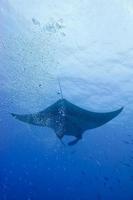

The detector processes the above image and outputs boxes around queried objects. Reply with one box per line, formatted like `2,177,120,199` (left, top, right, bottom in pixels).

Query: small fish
121,162,131,168
32,18,40,26
127,134,132,137
122,140,130,144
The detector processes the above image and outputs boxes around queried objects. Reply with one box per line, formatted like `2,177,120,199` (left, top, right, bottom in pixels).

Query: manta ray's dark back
11,99,123,145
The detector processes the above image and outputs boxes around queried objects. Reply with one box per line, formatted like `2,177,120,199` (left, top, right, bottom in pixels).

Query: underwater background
0,0,133,199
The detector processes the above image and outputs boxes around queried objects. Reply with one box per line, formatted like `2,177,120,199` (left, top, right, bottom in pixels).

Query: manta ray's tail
57,77,63,99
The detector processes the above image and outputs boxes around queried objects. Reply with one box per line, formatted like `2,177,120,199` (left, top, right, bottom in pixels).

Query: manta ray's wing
64,100,123,135
11,101,60,130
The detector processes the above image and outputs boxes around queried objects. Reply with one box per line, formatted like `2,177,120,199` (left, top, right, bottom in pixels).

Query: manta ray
11,81,123,145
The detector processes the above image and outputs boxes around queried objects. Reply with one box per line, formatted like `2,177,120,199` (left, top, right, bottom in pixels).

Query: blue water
0,0,133,199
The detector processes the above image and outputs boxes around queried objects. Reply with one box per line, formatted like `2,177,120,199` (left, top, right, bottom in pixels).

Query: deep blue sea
0,0,133,199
